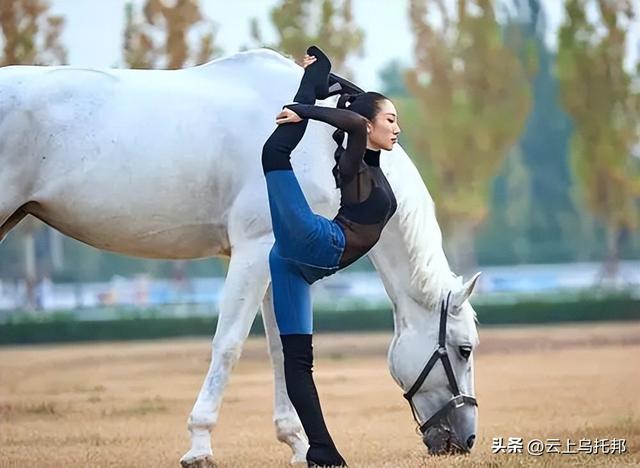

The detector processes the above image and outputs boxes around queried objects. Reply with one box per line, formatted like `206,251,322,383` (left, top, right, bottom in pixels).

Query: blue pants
265,170,346,335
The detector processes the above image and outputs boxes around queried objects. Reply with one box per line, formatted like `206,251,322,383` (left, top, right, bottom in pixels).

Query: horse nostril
467,434,476,449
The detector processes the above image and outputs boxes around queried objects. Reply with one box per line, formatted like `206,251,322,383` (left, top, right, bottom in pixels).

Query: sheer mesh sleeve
285,104,367,182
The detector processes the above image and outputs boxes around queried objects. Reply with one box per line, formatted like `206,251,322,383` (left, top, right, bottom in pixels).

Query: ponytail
331,93,364,188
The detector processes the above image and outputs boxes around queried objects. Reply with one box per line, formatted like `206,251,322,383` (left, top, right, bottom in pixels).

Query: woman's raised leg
260,47,331,256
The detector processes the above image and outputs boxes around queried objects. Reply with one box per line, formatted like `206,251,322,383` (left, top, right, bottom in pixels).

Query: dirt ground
1,321,639,467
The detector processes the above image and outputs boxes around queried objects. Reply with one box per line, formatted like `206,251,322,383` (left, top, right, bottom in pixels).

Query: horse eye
459,345,472,359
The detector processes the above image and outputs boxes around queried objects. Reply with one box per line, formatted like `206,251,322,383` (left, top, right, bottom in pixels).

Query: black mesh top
287,103,398,268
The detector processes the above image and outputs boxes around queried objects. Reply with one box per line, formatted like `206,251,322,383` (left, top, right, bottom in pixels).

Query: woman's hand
276,108,302,125
301,53,317,69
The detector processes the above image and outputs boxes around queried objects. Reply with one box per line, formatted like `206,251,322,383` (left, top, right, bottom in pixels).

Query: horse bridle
402,291,478,435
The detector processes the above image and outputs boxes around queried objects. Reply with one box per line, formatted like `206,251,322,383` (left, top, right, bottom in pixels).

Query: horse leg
260,283,309,463
0,201,31,244
180,240,271,468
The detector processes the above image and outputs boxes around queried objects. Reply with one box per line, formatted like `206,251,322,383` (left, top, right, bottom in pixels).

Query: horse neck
369,147,455,335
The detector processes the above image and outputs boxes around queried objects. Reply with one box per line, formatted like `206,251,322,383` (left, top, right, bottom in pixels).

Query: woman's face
367,99,401,151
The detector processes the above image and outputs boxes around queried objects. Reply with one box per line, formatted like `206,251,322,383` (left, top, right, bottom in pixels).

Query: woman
261,46,401,467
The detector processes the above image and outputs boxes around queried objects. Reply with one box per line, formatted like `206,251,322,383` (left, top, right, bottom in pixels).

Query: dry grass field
1,321,639,467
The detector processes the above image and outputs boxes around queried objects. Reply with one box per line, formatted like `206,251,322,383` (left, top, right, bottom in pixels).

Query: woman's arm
284,104,367,135
282,104,368,181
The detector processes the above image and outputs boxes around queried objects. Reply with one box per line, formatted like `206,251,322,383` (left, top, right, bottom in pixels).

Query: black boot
280,334,347,467
294,46,332,104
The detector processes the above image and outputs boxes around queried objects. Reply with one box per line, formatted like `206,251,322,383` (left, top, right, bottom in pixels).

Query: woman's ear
366,122,372,134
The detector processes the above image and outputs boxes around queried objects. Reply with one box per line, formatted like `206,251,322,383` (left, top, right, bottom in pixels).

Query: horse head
386,273,481,454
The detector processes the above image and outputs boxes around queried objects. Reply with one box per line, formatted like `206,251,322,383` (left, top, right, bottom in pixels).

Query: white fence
1,261,639,316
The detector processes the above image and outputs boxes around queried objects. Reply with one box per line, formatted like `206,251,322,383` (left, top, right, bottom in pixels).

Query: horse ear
451,272,482,309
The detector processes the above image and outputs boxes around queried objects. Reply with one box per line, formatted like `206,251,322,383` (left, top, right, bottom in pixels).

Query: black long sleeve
286,104,367,181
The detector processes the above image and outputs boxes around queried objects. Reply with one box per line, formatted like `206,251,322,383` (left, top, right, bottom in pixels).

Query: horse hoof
180,454,216,468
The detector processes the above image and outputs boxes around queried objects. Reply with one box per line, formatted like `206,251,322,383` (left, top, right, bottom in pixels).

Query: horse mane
388,147,457,307
395,176,479,328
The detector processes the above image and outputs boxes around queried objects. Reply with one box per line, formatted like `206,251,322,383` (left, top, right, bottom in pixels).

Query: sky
48,0,414,91
46,1,637,91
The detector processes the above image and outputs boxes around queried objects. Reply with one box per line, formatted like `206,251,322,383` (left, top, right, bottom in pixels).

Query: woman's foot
326,72,365,97
308,461,348,468
307,445,348,467
294,46,332,104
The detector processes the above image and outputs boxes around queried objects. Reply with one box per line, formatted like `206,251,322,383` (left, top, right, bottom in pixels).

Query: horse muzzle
420,396,477,455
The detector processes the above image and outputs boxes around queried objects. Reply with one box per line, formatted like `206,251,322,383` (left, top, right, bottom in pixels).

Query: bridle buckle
451,395,465,409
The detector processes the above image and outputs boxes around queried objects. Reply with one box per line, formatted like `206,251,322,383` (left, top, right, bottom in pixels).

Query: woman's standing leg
262,47,347,467
268,247,346,467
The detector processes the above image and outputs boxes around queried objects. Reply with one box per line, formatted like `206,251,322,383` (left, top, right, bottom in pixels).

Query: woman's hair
331,92,389,188
339,91,388,120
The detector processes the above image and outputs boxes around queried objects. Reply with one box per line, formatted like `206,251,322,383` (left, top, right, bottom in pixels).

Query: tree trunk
23,230,37,310
49,228,64,272
598,225,621,286
445,219,478,276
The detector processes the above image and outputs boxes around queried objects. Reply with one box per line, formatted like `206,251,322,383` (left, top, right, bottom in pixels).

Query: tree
0,0,66,66
477,0,577,265
510,0,575,263
556,0,640,281
378,59,410,98
123,0,220,69
250,0,364,76
406,0,531,273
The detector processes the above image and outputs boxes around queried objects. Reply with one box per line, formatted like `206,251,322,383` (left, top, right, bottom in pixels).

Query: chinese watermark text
491,437,627,456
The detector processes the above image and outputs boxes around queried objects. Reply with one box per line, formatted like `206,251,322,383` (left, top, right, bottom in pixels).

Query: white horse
0,49,480,465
